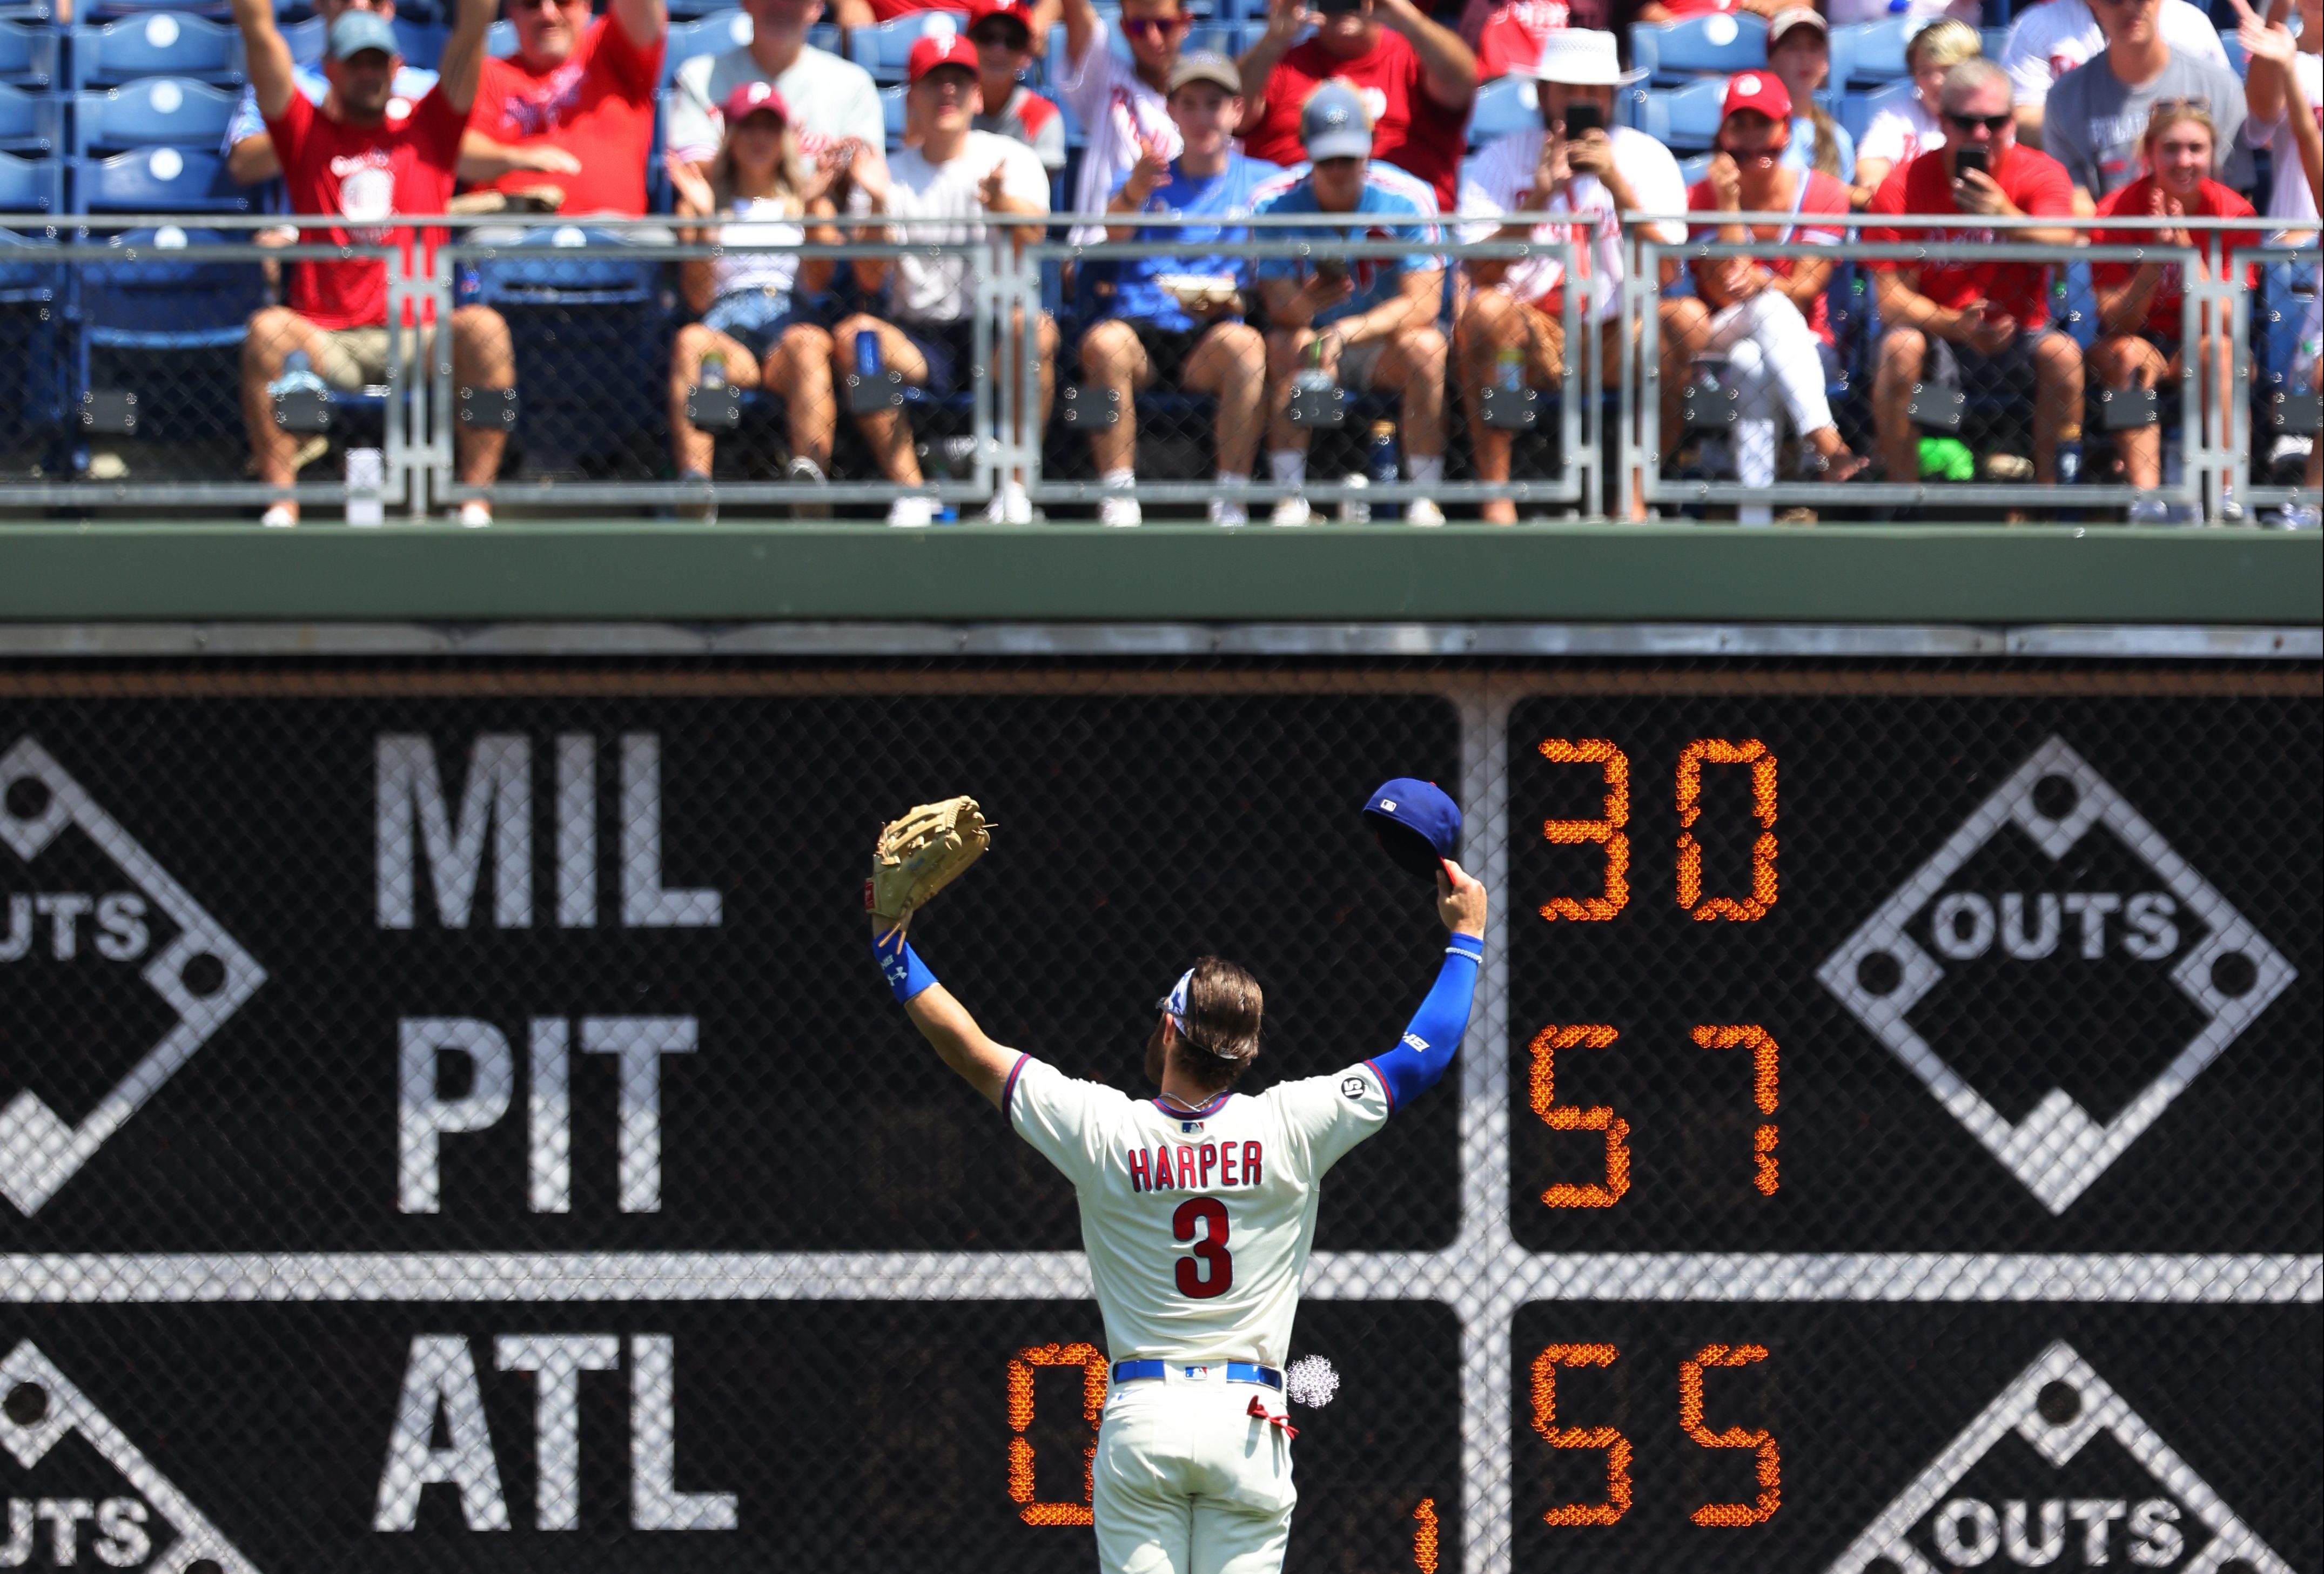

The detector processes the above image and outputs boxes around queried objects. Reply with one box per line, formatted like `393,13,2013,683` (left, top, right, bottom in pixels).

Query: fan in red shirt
1862,56,2084,490
1237,0,1479,208
230,0,513,527
466,0,667,215
2088,100,2263,508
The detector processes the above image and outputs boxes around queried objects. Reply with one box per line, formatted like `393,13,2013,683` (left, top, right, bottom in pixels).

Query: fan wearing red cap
661,80,844,504
965,0,1067,171
829,30,1059,527
1664,70,1866,520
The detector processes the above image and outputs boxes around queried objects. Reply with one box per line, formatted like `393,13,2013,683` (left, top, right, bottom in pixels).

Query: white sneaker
2127,499,2172,526
1271,496,1311,527
260,503,298,529
888,495,936,528
985,480,1034,524
1405,496,1446,527
1209,496,1248,527
456,500,493,529
1099,494,1141,527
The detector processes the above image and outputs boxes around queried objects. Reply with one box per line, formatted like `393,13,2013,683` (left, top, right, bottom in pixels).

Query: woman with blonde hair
2088,100,2262,520
1855,18,1982,200
1765,9,1861,197
663,82,844,499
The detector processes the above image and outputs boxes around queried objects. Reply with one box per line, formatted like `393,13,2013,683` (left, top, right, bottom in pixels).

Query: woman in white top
1854,19,1982,199
664,80,843,494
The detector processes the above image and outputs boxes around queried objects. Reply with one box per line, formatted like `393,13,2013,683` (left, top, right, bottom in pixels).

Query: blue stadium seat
391,18,446,70
1630,14,1765,83
74,14,245,88
75,224,265,458
86,0,232,16
1631,75,1725,150
0,18,61,86
1830,16,1915,88
0,79,61,154
1840,79,1913,143
281,12,324,62
881,82,905,143
0,225,66,453
1469,74,1538,145
0,146,62,213
76,77,241,154
0,0,53,22
850,10,968,81
662,9,750,85
76,146,255,211
487,17,518,56
1678,150,1715,187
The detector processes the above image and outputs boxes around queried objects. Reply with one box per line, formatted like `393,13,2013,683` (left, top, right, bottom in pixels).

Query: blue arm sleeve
872,927,940,1004
1366,932,1483,1112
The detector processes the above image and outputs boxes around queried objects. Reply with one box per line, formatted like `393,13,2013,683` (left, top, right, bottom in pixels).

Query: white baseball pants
1702,290,1839,524
1093,1366,1298,1574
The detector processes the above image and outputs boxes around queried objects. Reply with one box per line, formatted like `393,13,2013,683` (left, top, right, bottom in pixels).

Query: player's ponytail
1178,956,1264,1090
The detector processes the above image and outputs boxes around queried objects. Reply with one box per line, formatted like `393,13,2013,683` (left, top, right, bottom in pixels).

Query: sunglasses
507,0,583,12
1121,16,1190,37
1943,110,2012,132
970,24,1029,46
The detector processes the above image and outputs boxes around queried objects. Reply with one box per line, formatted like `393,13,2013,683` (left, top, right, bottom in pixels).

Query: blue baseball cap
328,10,399,60
1299,81,1373,162
1363,778,1460,878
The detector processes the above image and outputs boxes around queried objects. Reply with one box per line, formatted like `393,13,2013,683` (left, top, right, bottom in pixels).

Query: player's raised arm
874,921,1018,1111
865,796,1017,1111
1363,860,1488,1111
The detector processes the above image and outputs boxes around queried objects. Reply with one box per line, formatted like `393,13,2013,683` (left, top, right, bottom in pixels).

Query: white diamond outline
1816,736,2298,1214
0,1338,263,1572
1825,1338,2296,1573
0,736,267,1216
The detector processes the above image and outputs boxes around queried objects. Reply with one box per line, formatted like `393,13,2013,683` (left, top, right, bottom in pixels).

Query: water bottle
1336,473,1371,523
268,349,328,403
701,352,727,389
855,329,882,380
1496,345,1524,394
2053,421,2083,523
345,447,384,527
1366,420,1401,522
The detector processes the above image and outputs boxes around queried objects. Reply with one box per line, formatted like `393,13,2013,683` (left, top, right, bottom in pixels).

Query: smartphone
1953,144,1987,178
1561,100,1604,137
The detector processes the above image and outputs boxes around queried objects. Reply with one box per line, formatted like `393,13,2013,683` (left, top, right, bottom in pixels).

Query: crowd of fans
210,0,2321,522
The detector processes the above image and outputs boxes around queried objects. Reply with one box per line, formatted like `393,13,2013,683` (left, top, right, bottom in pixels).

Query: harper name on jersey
1127,1140,1264,1192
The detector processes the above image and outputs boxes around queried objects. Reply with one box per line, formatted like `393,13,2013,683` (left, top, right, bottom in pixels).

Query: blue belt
1112,1360,1282,1390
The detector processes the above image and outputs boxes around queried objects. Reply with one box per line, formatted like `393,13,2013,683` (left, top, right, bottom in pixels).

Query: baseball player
866,796,1487,1574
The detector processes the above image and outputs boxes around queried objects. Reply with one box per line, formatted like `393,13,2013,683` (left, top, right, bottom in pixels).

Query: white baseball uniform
1003,1052,1394,1573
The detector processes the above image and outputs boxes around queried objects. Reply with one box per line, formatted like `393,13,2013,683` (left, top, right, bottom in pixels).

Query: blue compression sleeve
872,927,940,1004
1366,933,1483,1112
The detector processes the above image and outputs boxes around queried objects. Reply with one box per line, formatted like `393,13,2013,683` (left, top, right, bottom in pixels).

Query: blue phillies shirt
1106,152,1284,331
1251,163,1443,331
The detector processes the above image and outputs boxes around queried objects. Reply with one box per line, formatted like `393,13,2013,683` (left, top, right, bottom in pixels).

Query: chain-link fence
0,655,2315,1572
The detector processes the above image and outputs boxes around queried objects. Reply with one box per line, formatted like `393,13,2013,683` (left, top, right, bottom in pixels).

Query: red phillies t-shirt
1476,0,1570,79
2091,175,2262,337
472,14,664,214
1242,30,1471,208
1684,169,1851,341
266,86,466,331
1862,142,2075,331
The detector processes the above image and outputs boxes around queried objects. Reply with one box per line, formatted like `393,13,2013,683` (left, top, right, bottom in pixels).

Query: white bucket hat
1528,29,1647,86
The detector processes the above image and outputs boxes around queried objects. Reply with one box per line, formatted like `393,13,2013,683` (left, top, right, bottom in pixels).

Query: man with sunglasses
1057,0,1190,227
1239,0,1478,209
465,0,667,217
1865,58,2085,493
968,0,1068,171
2044,0,2250,206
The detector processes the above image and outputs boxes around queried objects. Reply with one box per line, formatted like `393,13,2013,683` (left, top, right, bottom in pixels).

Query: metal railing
0,211,2314,525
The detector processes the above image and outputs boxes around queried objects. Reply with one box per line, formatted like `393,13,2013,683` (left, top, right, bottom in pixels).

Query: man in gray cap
1251,82,1449,525
228,0,515,527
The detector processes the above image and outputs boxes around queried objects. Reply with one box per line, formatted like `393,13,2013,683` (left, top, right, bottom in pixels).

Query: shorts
898,319,979,399
1094,1365,1297,1574
701,288,800,360
1124,319,1208,384
1936,326,2060,392
310,326,424,391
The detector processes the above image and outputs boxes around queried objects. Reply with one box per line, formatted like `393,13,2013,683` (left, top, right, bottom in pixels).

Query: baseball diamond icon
0,737,266,1215
1817,736,2295,1214
1826,1340,2294,1573
0,1340,261,1572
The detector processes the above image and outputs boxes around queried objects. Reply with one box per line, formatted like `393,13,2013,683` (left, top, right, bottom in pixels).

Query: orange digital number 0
1693,1026,1779,1195
1531,1345,1631,1526
1680,1344,1780,1526
1675,740,1779,921
1529,1026,1629,1208
1007,1343,1109,1526
1538,740,1630,921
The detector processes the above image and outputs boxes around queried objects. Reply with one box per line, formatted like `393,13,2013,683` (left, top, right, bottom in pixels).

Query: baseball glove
867,796,993,932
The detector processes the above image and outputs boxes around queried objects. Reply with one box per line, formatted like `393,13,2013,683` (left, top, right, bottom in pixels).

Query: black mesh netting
0,660,2314,1573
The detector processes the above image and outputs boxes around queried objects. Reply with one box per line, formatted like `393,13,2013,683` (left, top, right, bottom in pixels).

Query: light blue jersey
1250,163,1442,330
1106,152,1284,331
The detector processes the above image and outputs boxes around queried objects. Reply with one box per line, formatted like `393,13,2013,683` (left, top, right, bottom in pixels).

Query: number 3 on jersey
1173,1197,1233,1298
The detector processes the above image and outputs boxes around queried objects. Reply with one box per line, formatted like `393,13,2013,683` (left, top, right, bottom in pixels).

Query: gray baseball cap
1168,49,1242,96
1299,80,1372,161
328,10,399,59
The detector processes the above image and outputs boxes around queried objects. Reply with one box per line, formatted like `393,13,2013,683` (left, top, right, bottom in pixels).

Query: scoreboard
0,661,2314,1573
